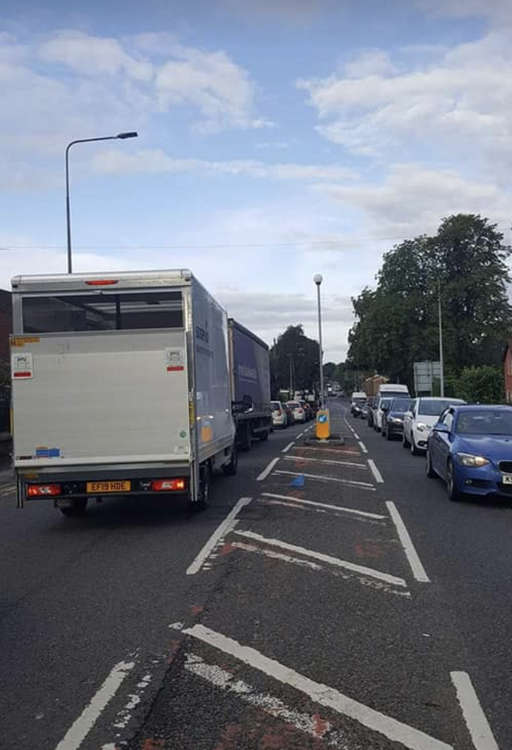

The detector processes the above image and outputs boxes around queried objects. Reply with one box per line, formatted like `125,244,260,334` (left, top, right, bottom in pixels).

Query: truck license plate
501,474,512,485
86,481,131,493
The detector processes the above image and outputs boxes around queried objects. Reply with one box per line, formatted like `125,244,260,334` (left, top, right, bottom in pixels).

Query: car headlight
416,422,429,432
456,452,489,467
390,417,402,423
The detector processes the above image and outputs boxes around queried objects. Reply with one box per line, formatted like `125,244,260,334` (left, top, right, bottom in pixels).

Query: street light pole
313,274,324,407
65,131,138,273
438,279,445,397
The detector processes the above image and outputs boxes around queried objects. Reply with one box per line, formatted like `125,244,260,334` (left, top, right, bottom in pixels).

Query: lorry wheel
240,424,252,452
222,443,238,476
190,462,211,511
60,498,88,517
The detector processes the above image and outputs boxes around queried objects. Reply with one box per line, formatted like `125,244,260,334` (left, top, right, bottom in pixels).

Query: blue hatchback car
426,404,512,501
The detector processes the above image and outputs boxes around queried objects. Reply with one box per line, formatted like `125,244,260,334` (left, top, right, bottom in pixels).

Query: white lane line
55,660,135,750
296,431,304,439
358,441,368,454
352,431,360,439
275,469,376,491
185,652,345,747
281,441,295,453
262,492,385,519
284,455,367,469
386,501,430,583
367,459,384,483
234,529,406,587
174,624,452,750
186,497,252,575
257,457,280,481
451,672,499,750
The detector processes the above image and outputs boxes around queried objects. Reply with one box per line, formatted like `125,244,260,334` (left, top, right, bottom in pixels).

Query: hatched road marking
451,672,499,750
281,442,295,453
386,501,430,584
261,492,386,519
234,529,407,587
275,469,376,491
171,623,453,750
367,459,384,483
257,457,280,481
284,454,367,469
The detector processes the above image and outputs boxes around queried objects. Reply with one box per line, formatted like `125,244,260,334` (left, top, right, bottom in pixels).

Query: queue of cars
350,386,512,502
271,399,316,428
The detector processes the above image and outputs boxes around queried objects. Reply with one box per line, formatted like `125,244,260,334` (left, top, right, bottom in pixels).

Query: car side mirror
433,423,449,433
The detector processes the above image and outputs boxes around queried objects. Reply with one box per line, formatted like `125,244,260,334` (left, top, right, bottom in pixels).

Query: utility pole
313,274,324,407
438,279,445,397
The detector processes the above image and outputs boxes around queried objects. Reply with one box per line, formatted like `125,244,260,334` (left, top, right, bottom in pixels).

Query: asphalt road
1,401,510,749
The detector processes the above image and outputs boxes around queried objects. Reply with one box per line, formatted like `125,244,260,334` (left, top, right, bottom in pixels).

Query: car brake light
85,279,118,286
151,478,186,492
27,484,61,497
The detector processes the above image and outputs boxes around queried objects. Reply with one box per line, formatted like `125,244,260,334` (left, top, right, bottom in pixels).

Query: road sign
413,361,441,395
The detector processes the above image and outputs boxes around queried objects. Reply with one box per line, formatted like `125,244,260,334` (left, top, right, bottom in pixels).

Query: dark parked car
381,397,413,440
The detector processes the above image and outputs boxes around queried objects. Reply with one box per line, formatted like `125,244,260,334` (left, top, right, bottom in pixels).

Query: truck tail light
85,279,118,286
151,479,186,492
27,484,61,497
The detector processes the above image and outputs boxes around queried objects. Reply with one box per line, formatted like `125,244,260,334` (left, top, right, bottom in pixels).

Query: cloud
154,44,264,131
298,31,512,169
39,30,153,81
318,163,512,239
91,148,356,182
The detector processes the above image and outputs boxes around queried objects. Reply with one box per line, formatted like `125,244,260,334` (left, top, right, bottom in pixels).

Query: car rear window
419,399,462,416
271,402,281,409
456,410,512,435
287,402,300,408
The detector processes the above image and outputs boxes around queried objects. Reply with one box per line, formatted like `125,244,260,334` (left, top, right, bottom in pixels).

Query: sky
1,0,512,361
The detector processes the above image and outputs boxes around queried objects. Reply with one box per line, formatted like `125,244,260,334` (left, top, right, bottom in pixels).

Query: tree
270,325,320,397
347,214,512,387
456,366,504,404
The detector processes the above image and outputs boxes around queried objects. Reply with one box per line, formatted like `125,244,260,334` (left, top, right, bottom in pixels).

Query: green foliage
455,366,504,404
347,214,512,386
270,325,320,397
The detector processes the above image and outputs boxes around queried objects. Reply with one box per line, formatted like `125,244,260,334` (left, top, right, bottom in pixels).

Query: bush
456,366,504,404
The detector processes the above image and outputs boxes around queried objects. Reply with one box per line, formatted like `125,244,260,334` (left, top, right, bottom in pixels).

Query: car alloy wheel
426,449,436,478
446,460,461,502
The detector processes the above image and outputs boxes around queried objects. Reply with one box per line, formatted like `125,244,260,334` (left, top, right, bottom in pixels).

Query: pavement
1,401,510,749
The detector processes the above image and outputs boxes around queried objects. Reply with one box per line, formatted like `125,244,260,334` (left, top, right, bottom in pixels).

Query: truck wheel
60,498,88,517
240,424,252,452
191,462,211,511
222,443,238,476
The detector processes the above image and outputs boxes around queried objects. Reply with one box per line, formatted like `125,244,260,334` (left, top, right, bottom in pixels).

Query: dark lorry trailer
228,319,272,451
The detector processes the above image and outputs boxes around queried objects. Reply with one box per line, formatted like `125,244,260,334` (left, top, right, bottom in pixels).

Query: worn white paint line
358,441,368,454
352,431,360,440
175,624,452,750
185,652,345,746
367,459,384,484
234,529,406,587
386,501,430,583
451,672,499,750
296,431,304,439
55,660,135,750
275,469,376,491
285,454,367,469
257,457,280,481
281,441,295,453
262,492,385,519
186,497,252,575
293,445,361,456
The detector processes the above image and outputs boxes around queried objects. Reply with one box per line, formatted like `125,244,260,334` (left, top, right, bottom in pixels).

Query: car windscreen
419,399,460,416
456,410,512,435
379,398,392,408
22,291,183,333
353,397,366,404
390,399,410,411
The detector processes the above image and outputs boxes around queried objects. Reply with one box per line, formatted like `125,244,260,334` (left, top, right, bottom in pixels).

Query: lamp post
438,279,445,397
65,131,138,273
313,274,324,407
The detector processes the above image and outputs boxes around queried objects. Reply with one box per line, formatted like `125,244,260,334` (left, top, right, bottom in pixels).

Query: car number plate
86,481,131,493
501,474,512,485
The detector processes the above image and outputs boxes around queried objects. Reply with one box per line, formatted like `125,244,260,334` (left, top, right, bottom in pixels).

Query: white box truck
10,269,237,516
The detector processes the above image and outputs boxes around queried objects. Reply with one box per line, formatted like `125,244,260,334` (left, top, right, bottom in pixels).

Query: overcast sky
1,0,511,361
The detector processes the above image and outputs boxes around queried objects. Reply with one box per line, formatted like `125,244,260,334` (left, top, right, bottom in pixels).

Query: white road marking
275,469,376,491
352,431,360,439
451,672,499,750
358,441,368,454
386,501,430,583
293,445,361,456
234,529,406,587
55,660,135,750
186,497,252,575
262,492,385,519
281,442,295,453
185,652,345,746
257,457,280,481
284,454,367,469
367,459,384,483
112,672,152,729
296,431,304,439
175,624,452,750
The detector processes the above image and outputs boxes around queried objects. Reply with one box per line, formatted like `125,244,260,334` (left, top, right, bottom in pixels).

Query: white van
374,384,409,431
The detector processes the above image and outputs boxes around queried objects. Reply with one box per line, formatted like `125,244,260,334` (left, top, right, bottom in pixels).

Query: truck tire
190,462,211,511
240,423,252,452
60,498,88,517
222,443,238,476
